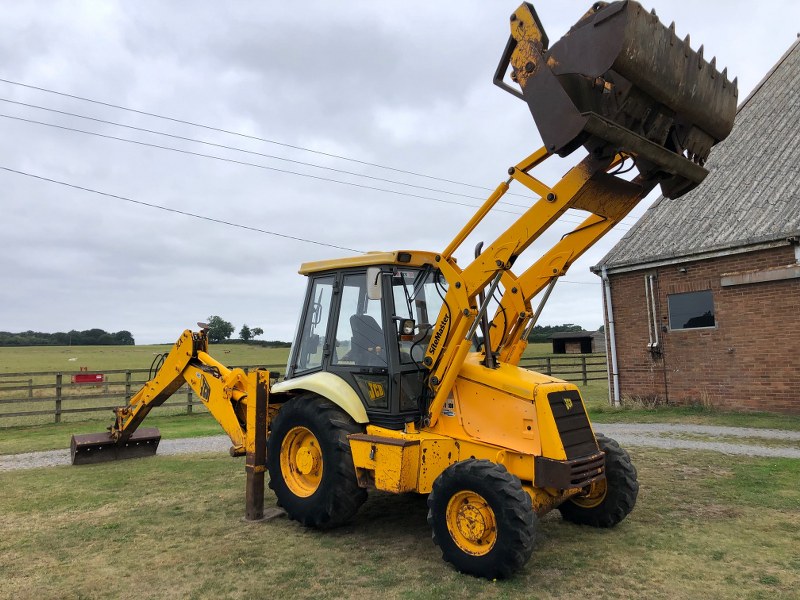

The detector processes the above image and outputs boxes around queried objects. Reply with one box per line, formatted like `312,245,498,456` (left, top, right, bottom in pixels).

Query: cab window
294,276,334,372
392,267,446,364
332,273,387,367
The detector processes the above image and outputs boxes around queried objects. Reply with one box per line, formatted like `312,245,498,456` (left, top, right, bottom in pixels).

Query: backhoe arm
71,328,271,464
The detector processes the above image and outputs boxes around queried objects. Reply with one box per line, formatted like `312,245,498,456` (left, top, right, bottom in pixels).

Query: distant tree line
206,316,289,347
526,324,586,343
0,329,135,347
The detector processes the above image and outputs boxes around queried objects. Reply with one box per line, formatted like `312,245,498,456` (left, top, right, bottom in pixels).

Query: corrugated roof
594,38,800,272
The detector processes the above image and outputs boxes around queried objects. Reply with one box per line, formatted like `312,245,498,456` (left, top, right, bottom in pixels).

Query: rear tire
427,459,535,579
558,434,638,527
267,395,366,529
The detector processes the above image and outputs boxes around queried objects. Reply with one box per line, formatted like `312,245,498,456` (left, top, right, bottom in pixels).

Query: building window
668,290,716,330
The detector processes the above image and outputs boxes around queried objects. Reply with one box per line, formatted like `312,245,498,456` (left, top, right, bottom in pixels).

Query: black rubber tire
427,459,535,579
267,394,367,529
558,433,639,528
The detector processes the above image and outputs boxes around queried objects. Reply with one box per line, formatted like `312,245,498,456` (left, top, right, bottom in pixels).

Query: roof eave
591,235,799,276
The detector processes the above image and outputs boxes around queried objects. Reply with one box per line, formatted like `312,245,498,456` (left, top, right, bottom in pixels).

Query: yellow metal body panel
434,357,577,464
349,434,421,493
450,368,541,456
184,363,247,452
349,425,460,494
271,371,369,424
299,250,438,275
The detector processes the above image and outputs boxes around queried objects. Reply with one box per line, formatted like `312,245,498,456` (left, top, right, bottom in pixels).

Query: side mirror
396,318,416,340
366,267,382,300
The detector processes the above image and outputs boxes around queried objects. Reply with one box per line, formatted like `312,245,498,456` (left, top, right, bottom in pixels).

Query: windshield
391,267,447,365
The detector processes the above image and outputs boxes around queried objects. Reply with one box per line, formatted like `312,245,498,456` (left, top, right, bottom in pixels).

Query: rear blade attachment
70,427,161,465
495,1,738,198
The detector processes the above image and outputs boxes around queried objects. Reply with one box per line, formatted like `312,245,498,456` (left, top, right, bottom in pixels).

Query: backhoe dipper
71,1,737,578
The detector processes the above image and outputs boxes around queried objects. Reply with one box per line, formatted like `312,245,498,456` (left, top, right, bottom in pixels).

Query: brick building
591,40,800,414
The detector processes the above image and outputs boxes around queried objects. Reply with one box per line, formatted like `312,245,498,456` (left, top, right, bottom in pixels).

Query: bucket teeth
498,0,738,199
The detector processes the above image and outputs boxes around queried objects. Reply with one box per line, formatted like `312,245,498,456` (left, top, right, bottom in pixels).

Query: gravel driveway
597,423,800,459
1,424,798,472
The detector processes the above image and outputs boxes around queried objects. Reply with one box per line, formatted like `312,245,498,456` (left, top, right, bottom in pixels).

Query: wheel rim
280,426,323,497
570,478,607,508
445,491,497,556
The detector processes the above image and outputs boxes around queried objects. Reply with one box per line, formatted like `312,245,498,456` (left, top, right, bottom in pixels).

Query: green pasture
1,342,798,439
0,343,289,375
1,448,797,599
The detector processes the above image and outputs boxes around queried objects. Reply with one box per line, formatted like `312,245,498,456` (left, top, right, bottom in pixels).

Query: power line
0,165,364,253
0,165,613,285
0,111,525,215
0,76,640,227
0,111,632,232
0,76,507,193
0,97,519,207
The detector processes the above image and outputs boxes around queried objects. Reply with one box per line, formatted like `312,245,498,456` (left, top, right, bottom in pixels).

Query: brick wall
605,245,799,413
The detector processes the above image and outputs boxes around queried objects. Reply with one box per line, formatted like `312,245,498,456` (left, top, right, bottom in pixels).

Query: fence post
187,385,193,415
581,356,588,386
28,378,33,399
545,357,552,376
55,373,63,424
125,371,132,403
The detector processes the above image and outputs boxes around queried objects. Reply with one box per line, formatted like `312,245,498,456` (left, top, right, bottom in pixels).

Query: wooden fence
0,355,607,427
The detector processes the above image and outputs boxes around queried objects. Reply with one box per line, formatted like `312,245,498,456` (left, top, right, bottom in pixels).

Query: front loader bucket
495,1,738,198
70,427,161,465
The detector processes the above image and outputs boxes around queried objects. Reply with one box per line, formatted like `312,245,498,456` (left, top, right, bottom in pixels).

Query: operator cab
286,261,445,429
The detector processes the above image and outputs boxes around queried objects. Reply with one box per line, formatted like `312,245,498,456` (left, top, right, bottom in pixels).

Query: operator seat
349,314,386,366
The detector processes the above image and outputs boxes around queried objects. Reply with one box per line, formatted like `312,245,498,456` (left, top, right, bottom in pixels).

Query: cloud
2,0,799,344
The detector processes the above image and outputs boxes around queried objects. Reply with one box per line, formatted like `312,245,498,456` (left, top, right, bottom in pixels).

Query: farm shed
550,331,605,355
591,39,800,414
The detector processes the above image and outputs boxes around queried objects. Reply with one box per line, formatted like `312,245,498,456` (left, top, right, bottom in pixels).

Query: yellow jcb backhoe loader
71,1,737,579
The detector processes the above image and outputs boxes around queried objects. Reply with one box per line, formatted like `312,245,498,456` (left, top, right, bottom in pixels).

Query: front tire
427,459,535,579
558,433,638,527
267,395,366,529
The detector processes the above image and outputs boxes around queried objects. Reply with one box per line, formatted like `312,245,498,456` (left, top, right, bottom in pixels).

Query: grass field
0,343,290,374
2,340,799,446
1,448,797,599
0,342,578,427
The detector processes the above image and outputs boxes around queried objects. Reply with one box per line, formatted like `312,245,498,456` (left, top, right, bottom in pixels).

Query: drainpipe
601,266,621,407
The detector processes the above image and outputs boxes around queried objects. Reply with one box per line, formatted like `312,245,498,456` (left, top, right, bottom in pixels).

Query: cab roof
298,250,440,275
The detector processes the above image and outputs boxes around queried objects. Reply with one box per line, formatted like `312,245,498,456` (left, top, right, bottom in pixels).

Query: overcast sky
2,1,799,345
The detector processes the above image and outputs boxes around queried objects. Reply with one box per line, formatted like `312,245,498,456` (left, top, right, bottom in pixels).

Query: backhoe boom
70,328,270,465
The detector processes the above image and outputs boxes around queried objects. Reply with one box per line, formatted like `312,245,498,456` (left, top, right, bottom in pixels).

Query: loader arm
422,148,644,425
421,1,736,427
71,328,271,464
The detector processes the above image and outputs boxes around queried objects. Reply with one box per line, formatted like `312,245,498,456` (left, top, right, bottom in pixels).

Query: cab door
327,271,394,423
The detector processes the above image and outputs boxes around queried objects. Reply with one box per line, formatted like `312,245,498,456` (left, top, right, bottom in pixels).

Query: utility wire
1,163,605,285
0,97,522,207
0,112,523,215
0,165,363,253
0,77,506,193
1,97,636,228
0,77,640,227
0,111,632,231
